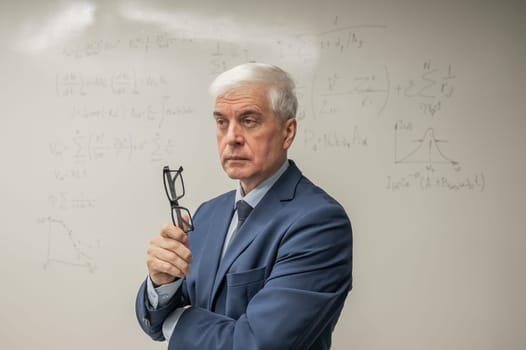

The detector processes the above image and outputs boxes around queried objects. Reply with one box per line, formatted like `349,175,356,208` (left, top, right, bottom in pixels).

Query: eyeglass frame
163,165,194,232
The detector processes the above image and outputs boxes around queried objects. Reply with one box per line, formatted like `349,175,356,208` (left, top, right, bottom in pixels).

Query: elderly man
136,63,353,350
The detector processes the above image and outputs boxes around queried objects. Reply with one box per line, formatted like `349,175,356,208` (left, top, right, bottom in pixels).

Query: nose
225,120,244,146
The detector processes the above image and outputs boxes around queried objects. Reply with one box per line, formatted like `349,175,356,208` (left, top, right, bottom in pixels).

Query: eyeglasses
163,165,194,232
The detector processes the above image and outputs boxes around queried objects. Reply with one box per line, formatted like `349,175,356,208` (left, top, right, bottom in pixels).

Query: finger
149,235,192,261
147,245,192,277
159,247,191,272
156,239,193,263
160,224,188,244
148,237,193,266
147,254,188,279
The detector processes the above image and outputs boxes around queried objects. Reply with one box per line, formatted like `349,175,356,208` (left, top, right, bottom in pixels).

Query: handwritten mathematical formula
49,129,177,164
56,71,168,97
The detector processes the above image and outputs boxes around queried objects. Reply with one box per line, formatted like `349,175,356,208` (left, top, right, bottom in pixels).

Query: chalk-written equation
48,192,96,210
385,171,486,192
49,129,177,165
392,61,455,118
297,23,386,54
62,31,195,59
303,126,368,152
313,68,390,118
55,71,168,97
50,73,191,187
68,96,193,128
312,62,456,120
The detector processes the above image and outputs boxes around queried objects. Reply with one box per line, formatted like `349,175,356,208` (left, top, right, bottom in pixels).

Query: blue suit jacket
136,161,352,349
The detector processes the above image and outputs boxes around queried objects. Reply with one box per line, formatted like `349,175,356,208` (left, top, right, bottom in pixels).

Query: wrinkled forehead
215,82,272,108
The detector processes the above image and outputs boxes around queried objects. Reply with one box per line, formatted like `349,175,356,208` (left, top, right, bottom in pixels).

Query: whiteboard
1,1,525,349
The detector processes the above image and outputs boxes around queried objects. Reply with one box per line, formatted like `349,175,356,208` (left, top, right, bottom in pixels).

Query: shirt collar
235,160,289,209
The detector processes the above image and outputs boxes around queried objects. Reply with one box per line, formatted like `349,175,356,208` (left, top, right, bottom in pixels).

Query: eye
215,117,228,129
242,117,258,128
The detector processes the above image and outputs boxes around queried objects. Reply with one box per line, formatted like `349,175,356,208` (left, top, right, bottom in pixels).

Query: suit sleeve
135,202,206,341
135,278,190,341
167,203,353,350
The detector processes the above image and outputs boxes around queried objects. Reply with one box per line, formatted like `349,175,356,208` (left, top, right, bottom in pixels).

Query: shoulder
265,169,352,244
292,173,349,218
194,190,235,213
289,177,350,230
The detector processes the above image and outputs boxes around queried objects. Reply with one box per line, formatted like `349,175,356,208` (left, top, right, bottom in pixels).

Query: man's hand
147,223,193,286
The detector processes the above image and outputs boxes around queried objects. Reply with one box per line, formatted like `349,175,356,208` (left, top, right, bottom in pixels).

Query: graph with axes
394,124,460,172
38,216,97,272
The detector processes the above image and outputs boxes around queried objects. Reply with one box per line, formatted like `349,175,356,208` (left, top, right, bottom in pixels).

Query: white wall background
1,1,525,349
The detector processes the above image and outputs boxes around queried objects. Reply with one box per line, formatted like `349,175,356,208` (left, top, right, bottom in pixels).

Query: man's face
213,83,296,194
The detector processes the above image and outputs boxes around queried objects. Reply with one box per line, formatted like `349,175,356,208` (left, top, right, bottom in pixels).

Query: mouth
225,156,250,163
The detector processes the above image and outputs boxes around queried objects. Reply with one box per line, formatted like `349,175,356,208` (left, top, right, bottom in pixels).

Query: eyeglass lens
164,167,185,203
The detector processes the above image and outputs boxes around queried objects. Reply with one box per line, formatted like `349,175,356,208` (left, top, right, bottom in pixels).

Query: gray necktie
222,200,253,257
235,200,253,232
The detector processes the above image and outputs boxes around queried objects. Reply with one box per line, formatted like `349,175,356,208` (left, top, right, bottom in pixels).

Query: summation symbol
37,217,97,272
395,125,460,172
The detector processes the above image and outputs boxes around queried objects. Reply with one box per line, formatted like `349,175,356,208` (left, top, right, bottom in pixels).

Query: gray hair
209,62,298,121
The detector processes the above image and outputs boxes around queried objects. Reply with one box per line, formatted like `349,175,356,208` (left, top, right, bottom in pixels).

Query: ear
282,118,297,150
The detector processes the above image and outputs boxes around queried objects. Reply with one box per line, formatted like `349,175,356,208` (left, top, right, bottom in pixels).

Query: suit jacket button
143,318,150,327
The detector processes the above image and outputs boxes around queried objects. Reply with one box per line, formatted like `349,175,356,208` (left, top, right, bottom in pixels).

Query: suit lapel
209,161,303,306
196,191,235,309
210,214,261,300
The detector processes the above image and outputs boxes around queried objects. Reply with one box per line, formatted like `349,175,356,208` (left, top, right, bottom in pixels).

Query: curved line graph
395,127,459,171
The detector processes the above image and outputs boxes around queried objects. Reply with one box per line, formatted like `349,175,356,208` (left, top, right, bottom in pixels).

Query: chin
223,165,244,180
